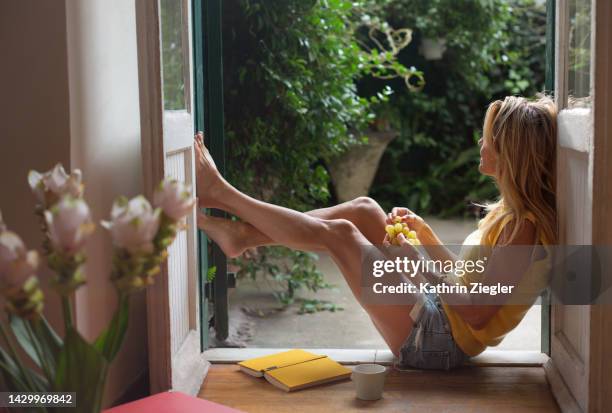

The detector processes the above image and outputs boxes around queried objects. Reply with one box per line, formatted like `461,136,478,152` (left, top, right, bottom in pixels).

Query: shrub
222,0,416,306
368,0,547,216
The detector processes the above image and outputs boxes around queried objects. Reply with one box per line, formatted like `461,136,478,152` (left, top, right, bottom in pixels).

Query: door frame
135,0,209,394
193,0,211,353
545,0,612,411
587,0,612,410
135,0,169,392
541,0,556,356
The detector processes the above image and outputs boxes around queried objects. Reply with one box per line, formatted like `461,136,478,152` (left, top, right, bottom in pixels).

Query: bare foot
194,132,225,209
197,212,265,258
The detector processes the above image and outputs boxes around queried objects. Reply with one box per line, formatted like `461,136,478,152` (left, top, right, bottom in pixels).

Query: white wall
65,0,148,406
1,0,149,406
0,0,72,344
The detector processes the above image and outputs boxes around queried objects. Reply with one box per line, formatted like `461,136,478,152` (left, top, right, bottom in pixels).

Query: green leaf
94,296,129,363
9,317,42,368
207,265,217,282
10,316,62,377
10,316,61,379
0,345,47,392
55,327,107,413
36,316,62,355
0,346,30,391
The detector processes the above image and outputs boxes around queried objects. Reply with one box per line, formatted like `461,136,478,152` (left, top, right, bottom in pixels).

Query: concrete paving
223,217,541,351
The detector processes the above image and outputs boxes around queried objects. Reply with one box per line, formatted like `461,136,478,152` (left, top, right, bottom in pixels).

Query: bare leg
306,198,388,244
195,134,413,355
197,196,388,258
197,213,325,257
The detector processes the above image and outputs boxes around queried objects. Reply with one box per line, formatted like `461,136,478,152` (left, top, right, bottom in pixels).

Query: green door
193,0,229,351
541,0,555,356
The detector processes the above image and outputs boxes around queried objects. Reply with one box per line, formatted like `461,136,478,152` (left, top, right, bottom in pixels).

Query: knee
327,218,358,234
352,196,380,215
324,218,360,245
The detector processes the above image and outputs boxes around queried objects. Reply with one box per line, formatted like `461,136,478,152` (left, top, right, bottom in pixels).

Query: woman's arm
387,207,459,262
394,219,537,330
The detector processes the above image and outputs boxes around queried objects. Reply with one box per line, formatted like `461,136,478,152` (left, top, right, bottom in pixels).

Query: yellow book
238,349,325,378
238,350,351,392
264,356,351,392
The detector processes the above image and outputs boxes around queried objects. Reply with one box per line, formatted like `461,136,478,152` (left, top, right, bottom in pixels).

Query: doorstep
202,348,548,366
199,364,561,413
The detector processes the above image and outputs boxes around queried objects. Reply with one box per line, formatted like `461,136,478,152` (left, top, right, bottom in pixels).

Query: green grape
385,225,396,238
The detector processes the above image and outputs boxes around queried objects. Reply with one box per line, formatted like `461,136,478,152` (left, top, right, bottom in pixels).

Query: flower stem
61,296,73,332
92,292,129,412
26,320,52,383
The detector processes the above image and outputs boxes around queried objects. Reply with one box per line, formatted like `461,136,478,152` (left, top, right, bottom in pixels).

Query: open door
136,0,208,394
193,0,230,350
547,0,592,410
545,0,612,411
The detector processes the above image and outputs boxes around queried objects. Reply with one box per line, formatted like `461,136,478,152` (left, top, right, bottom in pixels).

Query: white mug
350,364,388,401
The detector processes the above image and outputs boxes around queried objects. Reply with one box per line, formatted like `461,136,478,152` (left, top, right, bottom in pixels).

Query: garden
217,0,547,348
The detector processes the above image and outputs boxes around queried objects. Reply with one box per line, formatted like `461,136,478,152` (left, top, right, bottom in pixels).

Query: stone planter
328,130,398,203
419,37,447,60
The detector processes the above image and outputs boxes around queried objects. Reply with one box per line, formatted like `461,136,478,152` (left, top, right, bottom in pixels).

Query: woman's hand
383,232,423,261
386,207,429,239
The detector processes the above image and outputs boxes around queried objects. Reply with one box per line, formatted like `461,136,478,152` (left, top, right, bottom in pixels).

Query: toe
194,139,203,159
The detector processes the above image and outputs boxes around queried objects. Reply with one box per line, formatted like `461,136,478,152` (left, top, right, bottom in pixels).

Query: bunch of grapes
385,216,421,246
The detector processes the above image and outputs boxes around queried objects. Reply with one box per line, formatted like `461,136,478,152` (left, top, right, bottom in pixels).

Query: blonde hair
479,95,557,245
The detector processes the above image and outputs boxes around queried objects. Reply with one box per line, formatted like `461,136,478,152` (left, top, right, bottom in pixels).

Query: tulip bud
102,196,161,254
153,179,196,221
28,170,47,205
0,227,43,318
28,163,84,208
0,230,39,288
5,276,44,319
44,196,95,256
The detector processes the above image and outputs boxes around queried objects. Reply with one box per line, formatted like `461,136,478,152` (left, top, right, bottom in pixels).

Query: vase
328,130,398,203
419,37,447,60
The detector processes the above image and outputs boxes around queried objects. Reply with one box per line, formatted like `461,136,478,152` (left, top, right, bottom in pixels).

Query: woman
195,95,557,370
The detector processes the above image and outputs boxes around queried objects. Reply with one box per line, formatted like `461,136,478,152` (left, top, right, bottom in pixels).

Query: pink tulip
153,179,196,221
28,163,83,207
44,196,95,255
102,196,161,254
0,229,39,291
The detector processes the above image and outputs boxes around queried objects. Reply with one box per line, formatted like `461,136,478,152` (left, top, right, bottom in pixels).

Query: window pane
161,0,186,110
567,0,591,106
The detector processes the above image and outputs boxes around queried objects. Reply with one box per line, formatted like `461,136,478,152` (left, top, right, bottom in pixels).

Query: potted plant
328,102,401,202
328,16,424,202
0,164,195,412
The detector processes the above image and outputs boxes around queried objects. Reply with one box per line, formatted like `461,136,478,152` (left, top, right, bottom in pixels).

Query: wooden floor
199,364,560,413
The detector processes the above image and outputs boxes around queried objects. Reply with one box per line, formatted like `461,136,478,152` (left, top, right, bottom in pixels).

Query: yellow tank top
441,214,552,356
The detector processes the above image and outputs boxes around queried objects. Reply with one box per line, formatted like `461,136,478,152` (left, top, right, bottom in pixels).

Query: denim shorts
396,293,469,370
